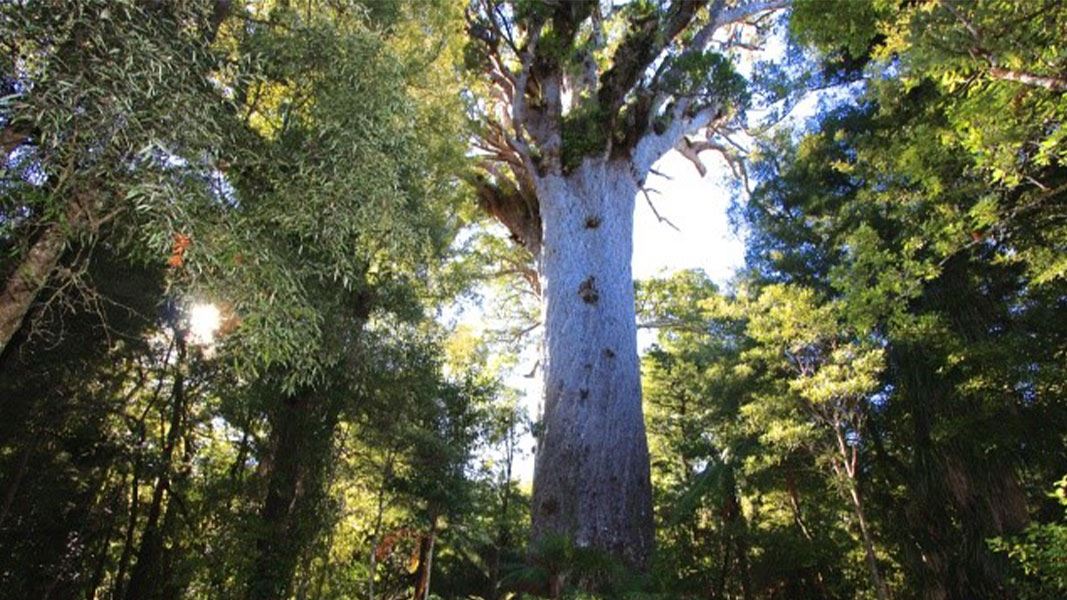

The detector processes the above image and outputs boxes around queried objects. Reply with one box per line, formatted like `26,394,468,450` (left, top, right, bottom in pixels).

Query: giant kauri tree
464,0,788,567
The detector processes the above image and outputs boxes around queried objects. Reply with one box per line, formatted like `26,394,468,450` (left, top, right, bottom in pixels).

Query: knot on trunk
578,276,599,304
541,497,559,516
585,216,601,229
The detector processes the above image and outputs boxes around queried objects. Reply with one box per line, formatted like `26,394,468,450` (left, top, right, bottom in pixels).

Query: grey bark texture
531,159,653,568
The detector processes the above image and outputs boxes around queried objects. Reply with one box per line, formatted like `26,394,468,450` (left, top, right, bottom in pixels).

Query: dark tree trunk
0,218,69,358
413,515,439,600
245,391,338,600
85,484,123,600
113,421,147,600
245,290,372,600
367,452,394,600
124,336,187,600
726,469,753,600
895,339,1026,599
490,432,515,600
0,442,32,527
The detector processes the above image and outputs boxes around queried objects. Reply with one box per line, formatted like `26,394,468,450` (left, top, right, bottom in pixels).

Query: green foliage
661,51,749,113
508,533,646,599
790,0,886,58
0,0,229,298
560,101,609,171
989,477,1067,598
639,270,870,597
1,2,1065,600
791,0,1067,188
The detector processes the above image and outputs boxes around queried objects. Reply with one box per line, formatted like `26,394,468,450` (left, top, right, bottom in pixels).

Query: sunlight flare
187,302,222,345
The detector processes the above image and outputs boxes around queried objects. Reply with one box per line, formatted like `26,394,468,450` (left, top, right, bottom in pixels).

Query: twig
641,187,680,232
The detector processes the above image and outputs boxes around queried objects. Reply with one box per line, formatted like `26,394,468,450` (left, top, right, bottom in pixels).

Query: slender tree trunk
785,470,814,542
113,418,148,600
367,452,393,600
833,428,890,600
125,335,187,600
491,431,515,600
158,409,198,600
531,158,653,568
848,479,890,600
0,219,69,357
0,442,31,527
113,460,141,599
245,391,338,600
86,513,118,600
368,528,379,600
311,526,333,600
784,469,833,594
413,514,439,600
725,468,753,600
714,531,731,600
83,476,123,600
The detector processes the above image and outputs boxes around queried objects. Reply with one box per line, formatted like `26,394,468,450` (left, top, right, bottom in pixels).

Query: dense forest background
0,1,1064,599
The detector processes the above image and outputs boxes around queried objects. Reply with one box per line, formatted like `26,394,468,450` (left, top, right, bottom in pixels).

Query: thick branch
717,0,790,28
674,137,729,177
988,67,1067,92
466,170,541,256
528,1,596,172
597,0,708,116
629,0,789,172
567,2,607,102
942,0,1066,92
0,198,88,357
632,99,722,179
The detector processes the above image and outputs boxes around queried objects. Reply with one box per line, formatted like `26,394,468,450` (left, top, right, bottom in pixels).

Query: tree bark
124,335,187,600
988,67,1067,92
531,158,654,568
0,219,69,358
367,452,393,600
848,479,890,600
113,419,148,600
490,425,516,599
413,515,439,600
0,442,32,527
245,391,338,600
833,427,890,600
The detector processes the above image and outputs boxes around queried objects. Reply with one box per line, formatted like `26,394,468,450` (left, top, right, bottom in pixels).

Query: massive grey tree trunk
531,158,653,567
464,0,791,576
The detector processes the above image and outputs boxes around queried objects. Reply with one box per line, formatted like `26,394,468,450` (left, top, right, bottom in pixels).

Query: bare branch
641,187,681,232
716,0,790,28
649,167,674,181
988,67,1067,92
942,0,1066,92
674,137,730,177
